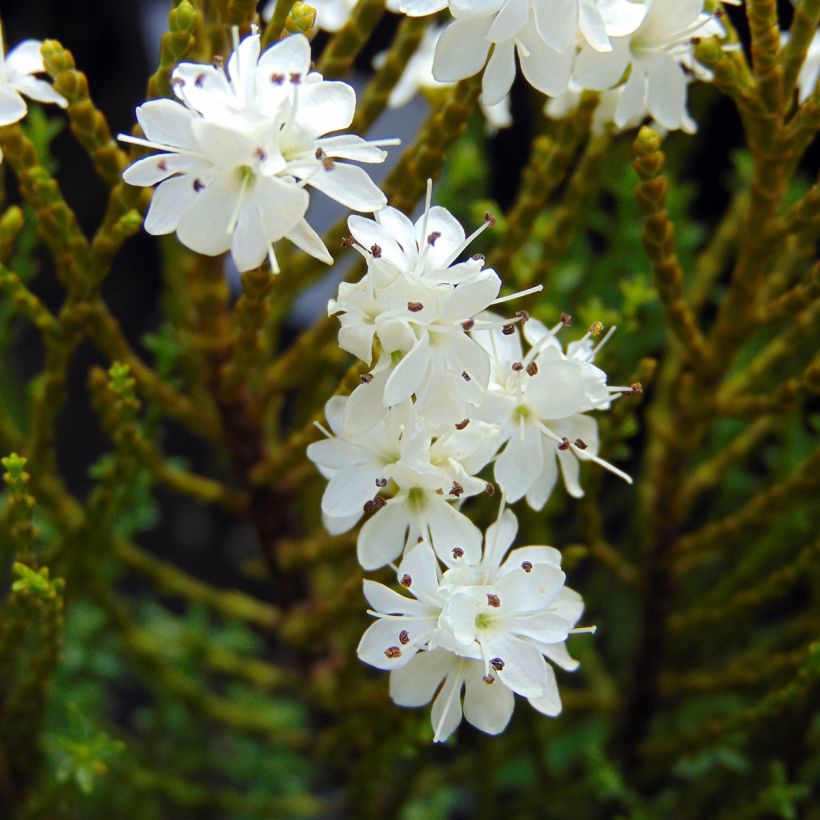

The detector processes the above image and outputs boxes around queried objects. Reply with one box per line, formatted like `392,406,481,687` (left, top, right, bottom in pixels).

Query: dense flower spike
0,24,67,161
358,509,590,741
120,31,395,271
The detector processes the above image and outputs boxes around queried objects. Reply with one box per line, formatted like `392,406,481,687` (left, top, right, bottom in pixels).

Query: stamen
490,284,543,306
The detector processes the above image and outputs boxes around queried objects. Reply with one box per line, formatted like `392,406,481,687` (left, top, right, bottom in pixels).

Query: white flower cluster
119,31,396,272
0,24,67,163
388,0,738,133
357,509,592,741
308,184,632,739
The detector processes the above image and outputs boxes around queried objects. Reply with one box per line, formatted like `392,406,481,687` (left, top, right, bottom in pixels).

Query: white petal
502,545,562,572
285,218,333,264
343,376,391,436
357,501,410,570
316,134,389,163
482,41,517,107
487,0,529,43
416,206,466,269
390,649,452,707
304,162,387,212
525,443,558,511
135,98,199,150
227,33,261,104
144,174,201,235
231,199,268,271
578,0,611,52
646,53,687,131
175,175,238,256
557,448,583,497
431,664,466,742
252,175,310,243
348,214,406,269
376,207,417,258
123,153,205,187
383,334,430,405
13,76,66,107
433,18,492,83
425,495,483,564
322,466,382,517
463,663,515,735
438,272,501,323
483,508,519,572
357,618,419,670
256,33,312,79
614,62,647,127
483,633,548,698
363,580,424,616
494,423,543,503
540,640,579,671
0,87,26,126
517,29,572,96
527,662,562,715
495,564,566,613
6,40,46,75
597,0,647,36
450,0,504,17
292,80,356,140
573,40,630,90
322,509,362,534
397,541,442,600
533,0,578,53
399,0,449,15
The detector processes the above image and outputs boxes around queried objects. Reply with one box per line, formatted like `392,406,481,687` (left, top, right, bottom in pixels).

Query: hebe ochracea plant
0,0,818,816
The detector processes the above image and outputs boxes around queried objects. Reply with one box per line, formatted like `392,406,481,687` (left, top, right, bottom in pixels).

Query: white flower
329,183,540,430
358,509,589,741
374,25,512,132
573,0,726,131
433,6,574,106
263,0,356,33
0,26,67,161
307,395,497,569
120,32,395,272
472,315,632,507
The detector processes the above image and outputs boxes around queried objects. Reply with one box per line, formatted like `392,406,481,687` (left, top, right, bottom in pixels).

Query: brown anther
375,477,387,488
461,319,475,331
271,72,285,84
341,235,355,248
487,593,501,608
370,244,382,258
407,301,424,312
384,646,402,659
254,147,266,161
322,156,335,171
472,253,485,261
512,361,524,372
485,482,496,495
502,324,516,336
691,36,701,44
484,211,496,227
526,361,538,377
157,159,168,171
452,547,464,559
290,72,302,83
360,372,374,384
399,630,410,645
558,437,571,451
449,482,464,498
170,76,185,87
212,55,225,69
194,72,206,88
372,496,386,510
560,312,572,326
363,499,375,514
574,438,588,450
427,231,441,246
630,382,643,395
521,561,533,573
483,674,495,684
589,321,604,337
193,179,204,192
314,147,325,159
400,574,412,587
462,371,471,381
490,657,505,671
515,310,529,322
455,419,470,430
